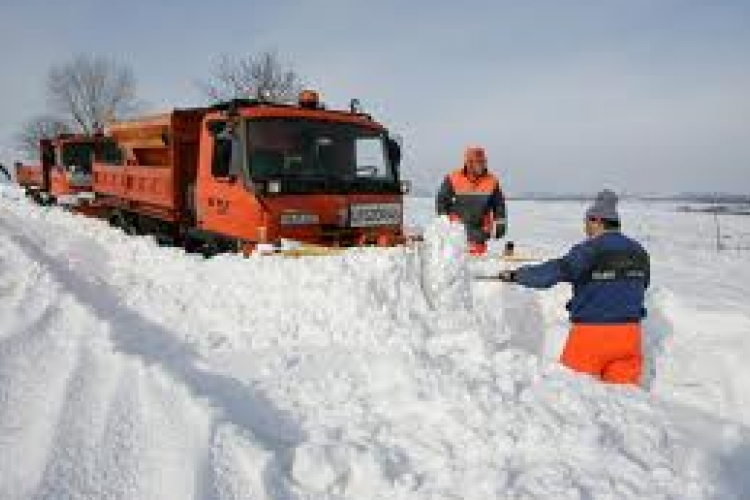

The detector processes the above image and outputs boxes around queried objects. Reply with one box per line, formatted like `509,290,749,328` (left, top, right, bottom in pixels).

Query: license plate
349,203,401,227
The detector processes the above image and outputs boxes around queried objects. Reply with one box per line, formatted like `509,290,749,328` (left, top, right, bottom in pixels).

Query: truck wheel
122,219,138,236
107,212,118,227
201,241,218,258
110,210,138,235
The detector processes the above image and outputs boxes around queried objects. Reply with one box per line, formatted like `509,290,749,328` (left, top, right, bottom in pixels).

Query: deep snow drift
1,185,750,499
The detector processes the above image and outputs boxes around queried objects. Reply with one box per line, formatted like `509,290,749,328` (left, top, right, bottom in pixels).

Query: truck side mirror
206,120,227,137
212,136,232,178
41,143,56,166
386,137,401,168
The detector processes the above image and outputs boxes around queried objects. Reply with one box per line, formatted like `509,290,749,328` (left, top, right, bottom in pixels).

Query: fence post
713,211,723,252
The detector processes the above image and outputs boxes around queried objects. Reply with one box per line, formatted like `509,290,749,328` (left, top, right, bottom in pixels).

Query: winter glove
493,219,507,239
497,270,517,283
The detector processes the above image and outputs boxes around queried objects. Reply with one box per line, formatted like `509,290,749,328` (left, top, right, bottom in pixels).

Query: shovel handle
472,275,502,281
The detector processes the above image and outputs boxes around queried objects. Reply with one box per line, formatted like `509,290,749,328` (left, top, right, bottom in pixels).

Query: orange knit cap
464,146,487,166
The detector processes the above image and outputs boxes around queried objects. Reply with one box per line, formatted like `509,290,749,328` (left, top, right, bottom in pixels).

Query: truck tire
110,210,138,235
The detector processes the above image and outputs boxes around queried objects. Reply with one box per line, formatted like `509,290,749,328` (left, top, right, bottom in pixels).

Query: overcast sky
1,0,748,194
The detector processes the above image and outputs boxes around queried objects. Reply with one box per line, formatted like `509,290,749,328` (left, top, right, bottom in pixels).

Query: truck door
197,122,262,241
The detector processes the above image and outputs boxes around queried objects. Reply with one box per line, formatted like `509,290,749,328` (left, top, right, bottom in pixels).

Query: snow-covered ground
2,184,750,499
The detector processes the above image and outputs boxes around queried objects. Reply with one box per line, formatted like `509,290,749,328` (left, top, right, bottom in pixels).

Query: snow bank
0,182,24,201
1,193,750,498
418,215,472,311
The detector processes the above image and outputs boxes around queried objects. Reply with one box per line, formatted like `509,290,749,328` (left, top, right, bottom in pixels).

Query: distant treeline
510,193,750,204
408,191,750,204
677,205,750,216
668,194,750,204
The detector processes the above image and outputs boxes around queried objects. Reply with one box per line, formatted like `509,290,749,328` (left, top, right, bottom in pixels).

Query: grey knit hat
585,189,619,221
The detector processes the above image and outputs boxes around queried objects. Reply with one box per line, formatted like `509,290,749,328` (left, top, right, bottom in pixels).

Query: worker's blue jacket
515,231,650,324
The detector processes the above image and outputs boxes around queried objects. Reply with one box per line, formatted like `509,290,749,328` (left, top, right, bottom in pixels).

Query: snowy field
2,184,750,499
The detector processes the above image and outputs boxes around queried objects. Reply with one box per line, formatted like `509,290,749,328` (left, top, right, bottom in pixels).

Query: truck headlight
268,180,281,194
253,180,281,196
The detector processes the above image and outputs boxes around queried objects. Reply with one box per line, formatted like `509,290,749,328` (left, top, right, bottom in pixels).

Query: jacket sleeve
436,176,455,215
489,184,506,220
515,241,596,289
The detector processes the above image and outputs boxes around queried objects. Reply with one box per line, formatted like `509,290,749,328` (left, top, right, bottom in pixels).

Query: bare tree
47,54,139,134
199,51,304,104
14,115,72,160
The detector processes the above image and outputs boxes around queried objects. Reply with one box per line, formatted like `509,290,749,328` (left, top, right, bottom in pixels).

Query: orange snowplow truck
93,91,408,253
15,133,120,207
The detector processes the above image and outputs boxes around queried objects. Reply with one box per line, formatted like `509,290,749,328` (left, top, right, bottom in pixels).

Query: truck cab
194,92,406,251
16,133,119,207
48,135,120,206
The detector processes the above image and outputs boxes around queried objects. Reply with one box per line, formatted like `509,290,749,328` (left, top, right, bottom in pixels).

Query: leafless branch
47,54,140,134
13,115,71,160
198,50,304,104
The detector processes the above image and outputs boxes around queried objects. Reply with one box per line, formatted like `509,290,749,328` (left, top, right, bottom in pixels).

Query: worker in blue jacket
499,190,649,384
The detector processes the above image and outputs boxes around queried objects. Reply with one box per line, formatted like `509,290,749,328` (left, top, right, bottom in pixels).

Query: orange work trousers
560,323,642,385
469,242,488,256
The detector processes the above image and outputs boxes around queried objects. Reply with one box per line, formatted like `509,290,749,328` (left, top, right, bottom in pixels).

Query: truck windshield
246,118,395,183
61,140,121,173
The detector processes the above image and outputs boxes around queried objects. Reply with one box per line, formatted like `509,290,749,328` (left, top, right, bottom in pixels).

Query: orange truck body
93,93,406,252
93,110,203,224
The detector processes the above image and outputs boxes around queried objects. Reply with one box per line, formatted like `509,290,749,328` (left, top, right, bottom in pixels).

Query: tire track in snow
0,231,91,499
3,217,197,498
0,237,59,342
0,302,84,499
0,212,306,499
31,339,127,499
